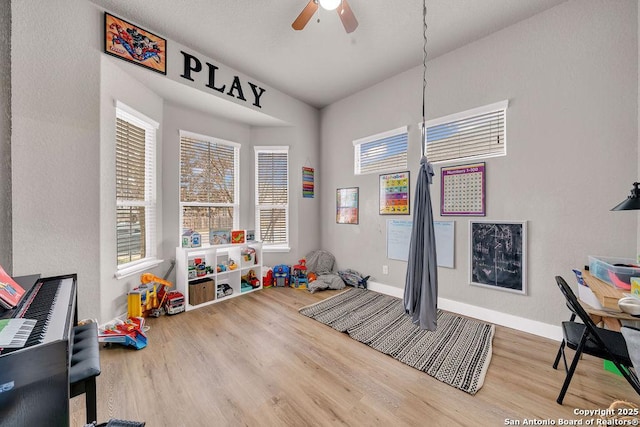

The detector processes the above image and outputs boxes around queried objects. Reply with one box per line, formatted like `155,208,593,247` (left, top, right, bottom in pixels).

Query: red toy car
159,289,185,315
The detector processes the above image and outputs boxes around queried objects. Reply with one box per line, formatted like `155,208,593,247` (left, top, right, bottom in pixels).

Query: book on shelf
0,264,26,309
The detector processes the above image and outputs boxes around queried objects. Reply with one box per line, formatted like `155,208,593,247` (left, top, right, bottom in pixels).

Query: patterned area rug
299,288,495,395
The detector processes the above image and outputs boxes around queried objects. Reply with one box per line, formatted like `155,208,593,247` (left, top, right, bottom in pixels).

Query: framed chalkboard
469,220,527,295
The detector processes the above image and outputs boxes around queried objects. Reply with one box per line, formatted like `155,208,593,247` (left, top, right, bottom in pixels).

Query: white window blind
115,103,158,268
353,126,408,175
425,100,508,164
255,147,289,247
180,131,239,245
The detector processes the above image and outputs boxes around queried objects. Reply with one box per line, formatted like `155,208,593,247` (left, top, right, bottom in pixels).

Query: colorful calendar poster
441,163,485,216
379,171,410,215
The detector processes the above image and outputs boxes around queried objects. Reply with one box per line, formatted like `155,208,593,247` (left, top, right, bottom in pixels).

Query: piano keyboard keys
0,276,73,355
0,318,37,348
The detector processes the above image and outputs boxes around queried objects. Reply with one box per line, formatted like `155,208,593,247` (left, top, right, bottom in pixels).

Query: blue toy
273,264,290,287
292,259,308,289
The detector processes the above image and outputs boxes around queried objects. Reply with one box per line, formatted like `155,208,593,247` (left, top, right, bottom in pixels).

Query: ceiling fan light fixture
292,0,357,33
319,0,341,11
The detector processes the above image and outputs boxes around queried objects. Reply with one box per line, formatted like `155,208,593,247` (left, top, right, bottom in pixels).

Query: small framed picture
209,229,230,245
231,230,246,244
336,187,359,224
104,12,167,75
379,171,410,215
245,229,256,242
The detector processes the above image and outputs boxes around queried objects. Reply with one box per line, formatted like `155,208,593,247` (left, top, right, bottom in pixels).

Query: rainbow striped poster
303,167,314,198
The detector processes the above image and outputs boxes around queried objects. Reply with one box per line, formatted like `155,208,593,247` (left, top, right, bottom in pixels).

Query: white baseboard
368,281,405,298
367,281,562,341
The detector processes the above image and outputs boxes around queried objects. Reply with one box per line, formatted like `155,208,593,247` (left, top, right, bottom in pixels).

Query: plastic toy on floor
159,289,185,315
99,317,148,350
292,259,308,289
263,268,274,288
273,264,290,287
129,268,183,317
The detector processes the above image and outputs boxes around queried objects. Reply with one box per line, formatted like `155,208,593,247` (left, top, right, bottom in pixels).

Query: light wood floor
71,287,639,426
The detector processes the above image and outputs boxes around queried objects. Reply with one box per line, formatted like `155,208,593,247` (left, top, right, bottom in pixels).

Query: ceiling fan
292,0,359,34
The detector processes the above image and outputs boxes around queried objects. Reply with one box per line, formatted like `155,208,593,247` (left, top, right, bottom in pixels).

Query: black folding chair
552,275,640,404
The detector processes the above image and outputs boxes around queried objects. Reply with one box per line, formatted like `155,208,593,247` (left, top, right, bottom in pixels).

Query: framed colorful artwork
336,187,359,224
379,171,410,215
231,230,246,244
104,12,167,75
209,229,231,245
441,162,486,216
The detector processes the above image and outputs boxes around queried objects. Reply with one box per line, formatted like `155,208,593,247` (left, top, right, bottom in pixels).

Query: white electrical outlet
382,265,388,275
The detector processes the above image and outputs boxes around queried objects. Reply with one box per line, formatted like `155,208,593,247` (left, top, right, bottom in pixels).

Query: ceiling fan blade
292,0,319,31
338,0,358,33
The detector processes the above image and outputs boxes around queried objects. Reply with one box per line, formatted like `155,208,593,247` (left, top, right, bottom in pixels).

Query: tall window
255,147,289,249
353,126,408,175
115,102,158,270
425,100,508,164
180,131,239,245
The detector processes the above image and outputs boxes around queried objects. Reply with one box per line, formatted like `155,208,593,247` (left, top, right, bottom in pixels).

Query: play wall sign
101,12,269,111
179,51,267,109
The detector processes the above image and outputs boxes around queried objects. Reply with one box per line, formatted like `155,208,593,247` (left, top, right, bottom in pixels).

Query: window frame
115,101,161,278
254,146,290,252
353,126,408,175
179,130,240,246
424,100,508,164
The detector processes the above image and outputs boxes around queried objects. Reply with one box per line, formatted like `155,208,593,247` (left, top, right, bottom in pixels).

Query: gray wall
11,0,320,323
0,0,10,273
99,56,165,323
320,0,638,327
12,0,101,319
251,124,321,267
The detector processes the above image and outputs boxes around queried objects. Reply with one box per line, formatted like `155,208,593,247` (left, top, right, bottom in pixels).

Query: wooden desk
580,270,638,331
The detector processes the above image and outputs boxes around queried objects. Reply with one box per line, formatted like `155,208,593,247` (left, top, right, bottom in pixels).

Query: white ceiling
96,0,566,110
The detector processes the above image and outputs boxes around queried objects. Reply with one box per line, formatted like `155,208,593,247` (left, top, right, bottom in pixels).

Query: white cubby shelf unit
175,241,263,311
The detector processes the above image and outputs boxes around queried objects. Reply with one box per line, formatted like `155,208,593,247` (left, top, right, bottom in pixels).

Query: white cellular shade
426,100,508,164
255,148,289,246
353,126,408,175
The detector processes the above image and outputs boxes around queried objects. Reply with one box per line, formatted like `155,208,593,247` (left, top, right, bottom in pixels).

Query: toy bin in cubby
588,256,640,291
189,278,215,306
